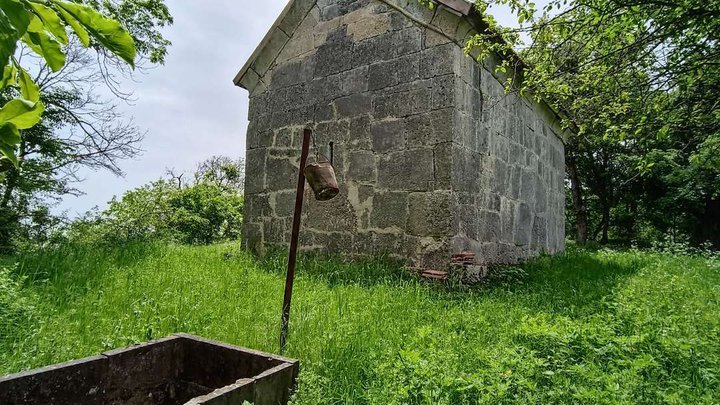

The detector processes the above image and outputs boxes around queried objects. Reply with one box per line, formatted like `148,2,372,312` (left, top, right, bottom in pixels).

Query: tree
0,0,172,251
194,155,245,192
64,160,245,246
0,0,137,168
461,0,720,246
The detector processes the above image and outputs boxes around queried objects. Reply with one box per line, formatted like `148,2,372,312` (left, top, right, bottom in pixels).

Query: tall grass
1,243,719,404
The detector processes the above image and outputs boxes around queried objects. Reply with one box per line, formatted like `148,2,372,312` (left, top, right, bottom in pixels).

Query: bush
65,179,244,246
167,183,243,244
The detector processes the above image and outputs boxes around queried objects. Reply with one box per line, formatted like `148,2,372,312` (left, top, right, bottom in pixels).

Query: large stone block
514,202,532,246
407,192,452,237
346,150,376,182
431,75,455,109
430,6,460,39
372,87,432,119
247,123,273,150
478,210,501,241
452,146,482,194
346,11,392,42
340,66,369,95
508,165,522,200
372,119,405,153
314,119,351,144
395,26,422,55
532,215,547,249
500,198,515,243
315,27,355,76
272,191,297,218
520,168,536,203
266,157,298,191
491,158,508,195
432,142,453,190
252,28,290,76
245,194,272,219
347,115,373,149
309,74,343,104
263,217,289,244
270,106,313,128
279,0,316,34
420,44,455,78
273,127,294,148
368,53,420,90
368,59,396,91
268,85,308,113
377,148,434,191
271,58,315,88
304,192,357,232
456,203,478,240
405,108,454,146
534,178,547,213
352,31,397,65
334,93,372,117
370,191,408,229
245,148,267,194
248,94,268,121
242,222,263,253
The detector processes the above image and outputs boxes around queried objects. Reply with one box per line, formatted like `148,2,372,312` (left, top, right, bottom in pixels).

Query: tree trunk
600,201,610,245
700,197,720,247
567,151,589,244
0,169,16,210
0,139,24,252
0,170,18,253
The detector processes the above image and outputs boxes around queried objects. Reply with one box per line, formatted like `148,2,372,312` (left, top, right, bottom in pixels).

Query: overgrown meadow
1,243,719,404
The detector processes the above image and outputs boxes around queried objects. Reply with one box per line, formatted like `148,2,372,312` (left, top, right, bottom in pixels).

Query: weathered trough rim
0,333,298,384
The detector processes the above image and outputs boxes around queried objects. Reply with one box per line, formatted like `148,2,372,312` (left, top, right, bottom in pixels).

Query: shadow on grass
249,246,649,318
253,248,418,288
483,247,649,317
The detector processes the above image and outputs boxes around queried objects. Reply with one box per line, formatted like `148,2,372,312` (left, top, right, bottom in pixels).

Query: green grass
1,242,719,404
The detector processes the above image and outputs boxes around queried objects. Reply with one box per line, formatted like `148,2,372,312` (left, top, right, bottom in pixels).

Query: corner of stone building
239,0,567,267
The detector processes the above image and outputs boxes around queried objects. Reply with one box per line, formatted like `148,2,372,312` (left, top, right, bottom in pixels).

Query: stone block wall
239,0,566,266
449,49,566,263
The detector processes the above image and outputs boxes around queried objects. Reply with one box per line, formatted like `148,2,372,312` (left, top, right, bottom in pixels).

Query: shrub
167,182,244,244
64,179,244,246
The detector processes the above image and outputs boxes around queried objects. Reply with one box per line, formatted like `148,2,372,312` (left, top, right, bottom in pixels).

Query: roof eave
233,0,312,89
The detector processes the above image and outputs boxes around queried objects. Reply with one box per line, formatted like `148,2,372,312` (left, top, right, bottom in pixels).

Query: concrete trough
0,334,299,405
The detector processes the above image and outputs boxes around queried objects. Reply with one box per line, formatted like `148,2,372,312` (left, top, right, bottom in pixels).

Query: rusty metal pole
280,128,312,355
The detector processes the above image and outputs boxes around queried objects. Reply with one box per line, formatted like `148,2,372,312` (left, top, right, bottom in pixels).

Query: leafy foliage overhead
0,0,136,175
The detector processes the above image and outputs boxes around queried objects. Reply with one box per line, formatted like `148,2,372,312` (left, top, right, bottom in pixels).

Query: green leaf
16,65,39,102
0,98,44,129
0,121,20,144
0,142,18,166
0,0,31,36
0,0,30,65
0,9,18,67
55,5,88,46
30,2,68,45
0,63,16,89
22,16,65,71
53,0,135,67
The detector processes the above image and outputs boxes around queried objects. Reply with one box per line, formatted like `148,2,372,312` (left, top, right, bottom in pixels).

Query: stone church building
234,0,569,266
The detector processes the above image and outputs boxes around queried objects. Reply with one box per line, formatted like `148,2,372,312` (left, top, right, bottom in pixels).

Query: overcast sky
58,0,518,216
